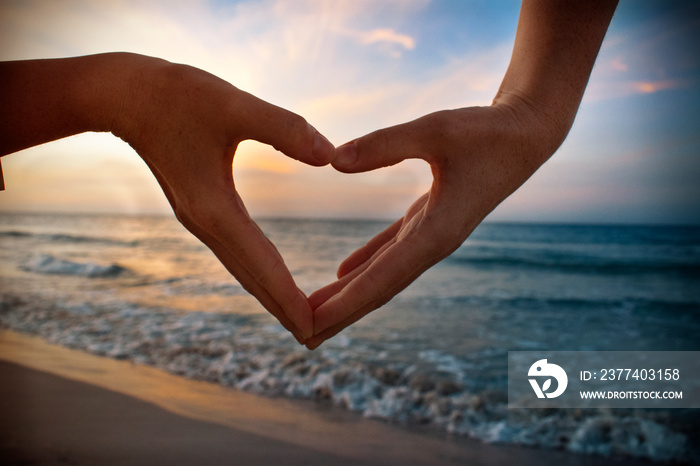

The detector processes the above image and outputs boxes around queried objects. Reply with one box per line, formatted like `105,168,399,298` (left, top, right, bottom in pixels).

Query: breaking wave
22,254,129,278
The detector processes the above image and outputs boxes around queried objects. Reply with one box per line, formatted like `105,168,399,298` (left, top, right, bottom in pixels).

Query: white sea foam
0,292,693,464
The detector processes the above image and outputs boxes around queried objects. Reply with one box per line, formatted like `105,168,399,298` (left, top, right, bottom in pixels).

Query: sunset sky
1,0,698,224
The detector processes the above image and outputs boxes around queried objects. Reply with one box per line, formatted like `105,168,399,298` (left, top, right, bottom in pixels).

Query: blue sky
1,0,698,224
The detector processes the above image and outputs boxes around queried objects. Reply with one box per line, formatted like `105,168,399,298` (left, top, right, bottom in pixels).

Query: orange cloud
632,80,682,94
585,78,694,102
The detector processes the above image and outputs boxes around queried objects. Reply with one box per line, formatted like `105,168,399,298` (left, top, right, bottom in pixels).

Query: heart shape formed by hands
107,55,567,350
1,0,620,351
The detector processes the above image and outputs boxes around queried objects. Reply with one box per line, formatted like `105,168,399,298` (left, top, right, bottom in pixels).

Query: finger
307,227,392,312
307,238,434,350
147,160,312,342
306,267,373,349
201,198,314,339
197,220,309,343
309,216,408,313
336,191,430,278
307,240,391,349
309,194,431,341
308,272,353,311
313,219,441,334
236,92,334,166
332,116,434,173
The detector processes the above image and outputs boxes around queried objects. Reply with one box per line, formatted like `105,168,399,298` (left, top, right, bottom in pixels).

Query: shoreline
0,329,652,465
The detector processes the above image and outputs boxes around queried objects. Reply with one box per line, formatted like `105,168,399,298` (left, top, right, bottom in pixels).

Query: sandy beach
0,329,655,466
1,360,368,466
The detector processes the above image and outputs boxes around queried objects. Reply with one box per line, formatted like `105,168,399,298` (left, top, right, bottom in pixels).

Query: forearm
493,0,618,154
0,53,152,156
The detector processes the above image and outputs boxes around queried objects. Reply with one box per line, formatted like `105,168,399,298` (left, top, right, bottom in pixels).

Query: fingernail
333,141,357,168
312,129,335,165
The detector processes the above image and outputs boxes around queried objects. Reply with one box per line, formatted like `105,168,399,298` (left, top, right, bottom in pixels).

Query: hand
109,54,335,343
306,103,559,348
305,0,617,349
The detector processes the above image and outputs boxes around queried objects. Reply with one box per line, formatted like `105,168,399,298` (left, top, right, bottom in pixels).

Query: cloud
359,28,415,49
585,76,696,102
631,79,692,94
343,27,416,57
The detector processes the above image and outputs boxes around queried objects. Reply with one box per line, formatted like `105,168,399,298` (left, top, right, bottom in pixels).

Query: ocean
1,212,698,462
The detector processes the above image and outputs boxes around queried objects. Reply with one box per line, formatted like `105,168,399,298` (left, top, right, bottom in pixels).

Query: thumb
240,94,335,167
332,118,431,173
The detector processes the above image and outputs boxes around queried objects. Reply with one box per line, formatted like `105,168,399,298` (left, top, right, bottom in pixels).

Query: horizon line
1,209,699,228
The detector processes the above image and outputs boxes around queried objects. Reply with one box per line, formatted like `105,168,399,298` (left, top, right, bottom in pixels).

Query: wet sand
0,330,648,465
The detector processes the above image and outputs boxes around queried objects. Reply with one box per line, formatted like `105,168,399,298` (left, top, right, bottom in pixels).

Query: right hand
306,103,557,349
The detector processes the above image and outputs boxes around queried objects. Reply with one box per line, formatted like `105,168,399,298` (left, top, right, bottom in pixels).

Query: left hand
108,54,335,343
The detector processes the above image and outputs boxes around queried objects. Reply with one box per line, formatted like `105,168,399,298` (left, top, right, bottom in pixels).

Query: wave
21,254,129,278
0,230,32,238
0,292,693,463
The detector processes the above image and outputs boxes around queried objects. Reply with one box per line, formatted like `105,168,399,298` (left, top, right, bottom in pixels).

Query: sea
1,212,698,463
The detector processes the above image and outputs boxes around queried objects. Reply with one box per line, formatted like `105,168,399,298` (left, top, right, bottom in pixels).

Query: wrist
490,88,575,162
1,54,150,155
73,53,168,139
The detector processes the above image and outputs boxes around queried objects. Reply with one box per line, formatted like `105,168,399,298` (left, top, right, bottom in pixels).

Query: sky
0,0,699,224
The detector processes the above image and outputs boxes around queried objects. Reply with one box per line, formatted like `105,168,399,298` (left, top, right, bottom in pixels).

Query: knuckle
276,112,312,155
369,292,393,310
361,268,395,310
254,256,284,289
357,128,392,167
284,112,310,138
